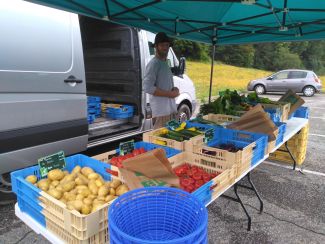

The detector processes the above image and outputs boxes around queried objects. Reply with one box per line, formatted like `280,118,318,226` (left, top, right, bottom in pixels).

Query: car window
274,71,290,80
288,71,307,79
148,41,155,56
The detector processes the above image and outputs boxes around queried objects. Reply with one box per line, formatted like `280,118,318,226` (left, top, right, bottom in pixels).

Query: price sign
38,151,66,177
204,128,214,143
119,140,135,155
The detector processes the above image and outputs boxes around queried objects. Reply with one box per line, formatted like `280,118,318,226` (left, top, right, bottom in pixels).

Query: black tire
0,173,16,205
254,84,266,95
302,86,315,97
177,104,191,123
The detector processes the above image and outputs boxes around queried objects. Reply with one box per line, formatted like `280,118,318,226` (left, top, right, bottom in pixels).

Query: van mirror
179,57,186,75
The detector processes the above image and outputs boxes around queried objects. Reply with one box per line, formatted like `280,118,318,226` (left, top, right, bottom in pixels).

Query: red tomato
110,157,118,166
203,174,211,183
174,168,184,177
210,173,218,178
186,170,193,177
188,178,195,184
187,184,195,193
180,178,191,187
132,149,140,156
194,180,204,189
138,148,146,154
192,173,202,181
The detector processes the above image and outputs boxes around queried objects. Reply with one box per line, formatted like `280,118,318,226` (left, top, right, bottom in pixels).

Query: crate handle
106,168,119,177
236,132,251,139
201,148,217,157
210,183,218,190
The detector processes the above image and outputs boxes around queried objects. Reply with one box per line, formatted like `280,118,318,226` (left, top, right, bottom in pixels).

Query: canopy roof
26,0,325,45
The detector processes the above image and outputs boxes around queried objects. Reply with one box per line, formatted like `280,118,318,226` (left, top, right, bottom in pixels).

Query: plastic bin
87,96,101,103
275,122,287,146
265,108,281,123
293,106,309,119
107,105,134,119
108,187,208,244
11,154,114,240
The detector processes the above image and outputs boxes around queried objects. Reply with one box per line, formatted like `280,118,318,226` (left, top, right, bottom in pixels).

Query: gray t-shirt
143,57,177,117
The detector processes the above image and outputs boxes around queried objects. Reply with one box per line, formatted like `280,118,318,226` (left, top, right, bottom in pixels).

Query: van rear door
0,1,87,174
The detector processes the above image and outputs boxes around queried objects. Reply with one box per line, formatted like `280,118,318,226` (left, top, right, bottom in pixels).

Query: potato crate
46,218,108,244
92,141,181,180
143,127,205,151
11,154,115,242
186,127,268,170
170,152,237,205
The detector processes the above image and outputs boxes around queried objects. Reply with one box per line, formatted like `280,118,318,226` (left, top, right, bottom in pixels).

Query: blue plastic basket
293,106,309,119
11,155,112,226
108,187,208,244
88,102,101,108
88,114,96,124
87,96,101,103
265,108,281,123
275,122,287,146
192,181,213,205
116,141,181,158
107,105,134,119
206,127,268,166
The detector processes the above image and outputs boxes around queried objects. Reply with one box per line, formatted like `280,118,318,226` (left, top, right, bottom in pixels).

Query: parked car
247,69,322,97
0,0,197,178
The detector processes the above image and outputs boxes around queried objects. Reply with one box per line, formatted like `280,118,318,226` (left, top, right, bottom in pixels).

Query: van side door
0,1,87,174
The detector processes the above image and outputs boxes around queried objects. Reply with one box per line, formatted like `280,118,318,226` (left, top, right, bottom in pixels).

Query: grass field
187,61,325,101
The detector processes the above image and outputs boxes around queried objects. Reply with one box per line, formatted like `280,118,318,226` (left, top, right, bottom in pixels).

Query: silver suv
247,69,322,97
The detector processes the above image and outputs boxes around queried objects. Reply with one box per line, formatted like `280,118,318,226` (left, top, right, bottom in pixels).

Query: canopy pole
208,44,216,104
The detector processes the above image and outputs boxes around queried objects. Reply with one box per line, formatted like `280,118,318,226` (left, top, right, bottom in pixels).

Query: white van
0,0,196,177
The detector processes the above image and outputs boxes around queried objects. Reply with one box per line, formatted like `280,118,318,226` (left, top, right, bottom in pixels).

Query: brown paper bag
121,148,180,189
278,90,305,115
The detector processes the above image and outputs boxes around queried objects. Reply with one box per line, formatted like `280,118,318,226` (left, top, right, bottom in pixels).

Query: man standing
144,32,179,129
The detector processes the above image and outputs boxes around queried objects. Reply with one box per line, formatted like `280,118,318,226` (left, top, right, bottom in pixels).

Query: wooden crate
202,114,240,125
143,127,205,151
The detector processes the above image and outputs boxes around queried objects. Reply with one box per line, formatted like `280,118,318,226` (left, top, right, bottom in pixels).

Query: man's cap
154,32,173,46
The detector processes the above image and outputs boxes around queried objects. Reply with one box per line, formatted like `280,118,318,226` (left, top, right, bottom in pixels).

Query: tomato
194,180,204,189
180,178,191,187
210,173,218,179
186,184,195,193
188,178,195,184
138,148,146,154
192,173,202,181
174,167,184,177
110,157,118,166
132,149,140,156
203,174,211,183
186,170,193,177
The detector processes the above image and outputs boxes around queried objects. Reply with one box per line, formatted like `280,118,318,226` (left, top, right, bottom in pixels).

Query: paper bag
278,90,305,115
120,148,180,190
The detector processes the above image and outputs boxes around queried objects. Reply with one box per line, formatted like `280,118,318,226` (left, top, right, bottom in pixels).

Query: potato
62,181,76,192
49,185,56,190
97,196,106,202
88,173,99,180
63,170,69,176
76,194,85,201
110,179,122,189
48,189,63,199
116,184,129,196
76,185,88,191
80,188,91,197
70,188,78,195
75,173,89,186
48,169,65,181
51,180,60,187
72,200,83,212
105,195,116,203
83,197,93,206
38,179,50,191
95,179,104,188
56,185,64,193
81,167,94,177
91,201,105,213
64,192,76,202
71,165,81,175
67,202,75,210
98,185,110,197
25,175,37,184
60,197,67,205
110,188,116,196
81,205,91,215
88,194,97,200
88,181,98,195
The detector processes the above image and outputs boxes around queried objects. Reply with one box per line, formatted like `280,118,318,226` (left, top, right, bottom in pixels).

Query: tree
215,45,255,67
172,40,210,62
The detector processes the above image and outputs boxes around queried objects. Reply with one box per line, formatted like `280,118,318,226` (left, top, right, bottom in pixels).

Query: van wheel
0,173,16,205
177,104,191,123
254,84,265,95
303,86,315,97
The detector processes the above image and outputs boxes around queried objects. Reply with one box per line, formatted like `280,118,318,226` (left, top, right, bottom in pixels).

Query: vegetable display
173,164,219,193
159,125,203,142
25,167,129,215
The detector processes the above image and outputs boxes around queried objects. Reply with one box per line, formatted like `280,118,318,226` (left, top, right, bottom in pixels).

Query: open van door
0,1,87,174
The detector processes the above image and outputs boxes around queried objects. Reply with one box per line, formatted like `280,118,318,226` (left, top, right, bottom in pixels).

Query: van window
148,42,155,56
288,71,307,79
0,10,72,72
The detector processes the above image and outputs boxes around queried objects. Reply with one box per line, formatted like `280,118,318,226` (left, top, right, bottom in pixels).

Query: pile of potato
25,166,129,215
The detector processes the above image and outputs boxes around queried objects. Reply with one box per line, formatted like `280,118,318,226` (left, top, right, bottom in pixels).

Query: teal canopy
26,0,325,45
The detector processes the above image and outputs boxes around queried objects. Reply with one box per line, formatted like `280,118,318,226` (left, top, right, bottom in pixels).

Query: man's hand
169,87,180,98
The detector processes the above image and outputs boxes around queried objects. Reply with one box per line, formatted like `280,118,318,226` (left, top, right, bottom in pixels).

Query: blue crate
185,121,216,132
88,114,96,124
87,96,101,103
116,141,181,158
275,122,287,146
265,108,281,123
11,155,112,226
193,181,213,205
108,187,208,244
207,127,268,166
88,102,101,109
293,106,309,119
106,105,134,119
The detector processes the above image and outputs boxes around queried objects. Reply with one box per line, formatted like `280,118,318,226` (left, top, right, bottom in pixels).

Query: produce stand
14,117,308,242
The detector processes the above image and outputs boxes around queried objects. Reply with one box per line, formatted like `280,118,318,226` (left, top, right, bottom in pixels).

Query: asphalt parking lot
1,93,325,244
